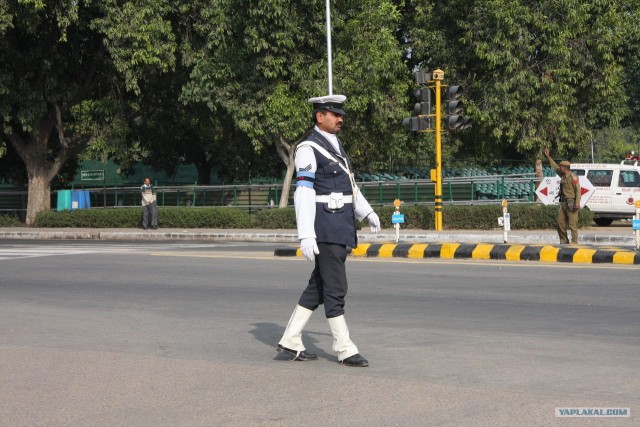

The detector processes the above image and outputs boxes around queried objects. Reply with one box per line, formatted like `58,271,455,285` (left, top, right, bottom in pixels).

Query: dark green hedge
0,213,22,227
251,206,297,228
34,207,252,228
29,203,593,230
254,203,594,230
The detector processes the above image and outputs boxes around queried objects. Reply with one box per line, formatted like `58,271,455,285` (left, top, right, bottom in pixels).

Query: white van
570,160,640,226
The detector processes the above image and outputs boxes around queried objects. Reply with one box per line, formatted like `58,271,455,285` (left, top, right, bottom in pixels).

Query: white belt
315,195,353,203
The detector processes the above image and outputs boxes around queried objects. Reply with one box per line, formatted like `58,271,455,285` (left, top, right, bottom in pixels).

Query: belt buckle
328,192,344,210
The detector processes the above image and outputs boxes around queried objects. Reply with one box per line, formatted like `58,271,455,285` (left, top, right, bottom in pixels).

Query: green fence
72,174,539,210
358,174,538,205
0,173,541,219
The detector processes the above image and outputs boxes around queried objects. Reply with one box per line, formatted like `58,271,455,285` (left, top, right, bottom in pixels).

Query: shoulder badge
572,176,579,184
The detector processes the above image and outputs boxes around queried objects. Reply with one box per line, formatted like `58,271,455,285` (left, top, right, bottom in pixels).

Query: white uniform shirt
294,126,375,240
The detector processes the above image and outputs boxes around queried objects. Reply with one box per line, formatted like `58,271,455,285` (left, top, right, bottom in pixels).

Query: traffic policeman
545,149,581,244
277,94,381,367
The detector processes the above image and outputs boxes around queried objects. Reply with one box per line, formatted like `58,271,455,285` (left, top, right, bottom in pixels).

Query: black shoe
339,353,369,367
277,344,317,361
142,226,148,230
152,226,158,229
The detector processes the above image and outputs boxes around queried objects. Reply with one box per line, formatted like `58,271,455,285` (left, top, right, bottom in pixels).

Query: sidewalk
0,225,637,246
1,225,638,264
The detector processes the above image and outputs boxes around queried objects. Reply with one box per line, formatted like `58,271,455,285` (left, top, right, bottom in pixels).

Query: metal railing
358,173,539,206
0,173,542,215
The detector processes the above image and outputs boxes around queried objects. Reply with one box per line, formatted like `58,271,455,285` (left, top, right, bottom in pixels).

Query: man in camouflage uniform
544,149,581,244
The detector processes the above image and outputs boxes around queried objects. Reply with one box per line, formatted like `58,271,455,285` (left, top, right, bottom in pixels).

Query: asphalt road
0,241,638,426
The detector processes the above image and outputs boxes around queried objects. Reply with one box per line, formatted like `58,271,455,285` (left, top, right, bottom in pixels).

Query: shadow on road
249,322,334,361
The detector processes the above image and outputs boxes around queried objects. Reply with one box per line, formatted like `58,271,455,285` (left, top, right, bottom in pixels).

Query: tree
573,127,640,163
0,0,176,224
180,0,411,207
123,70,222,185
622,53,640,140
400,0,640,164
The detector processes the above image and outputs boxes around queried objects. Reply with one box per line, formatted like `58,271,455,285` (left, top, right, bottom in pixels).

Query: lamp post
326,0,333,95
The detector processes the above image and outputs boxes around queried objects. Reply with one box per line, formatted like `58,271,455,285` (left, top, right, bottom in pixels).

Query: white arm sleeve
353,186,374,221
294,145,317,240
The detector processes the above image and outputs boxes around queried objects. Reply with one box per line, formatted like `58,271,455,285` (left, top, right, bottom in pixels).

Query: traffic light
415,70,431,85
447,115,473,130
413,87,431,115
402,70,433,132
446,85,473,130
403,116,431,131
447,86,463,115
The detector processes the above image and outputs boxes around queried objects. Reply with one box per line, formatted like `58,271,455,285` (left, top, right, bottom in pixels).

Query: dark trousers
298,243,349,318
142,202,158,228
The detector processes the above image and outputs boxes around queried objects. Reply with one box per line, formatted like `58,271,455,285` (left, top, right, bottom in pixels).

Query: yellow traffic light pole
433,69,444,231
406,68,469,231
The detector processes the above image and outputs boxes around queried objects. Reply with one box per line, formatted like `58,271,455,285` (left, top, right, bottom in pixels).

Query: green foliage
34,207,252,228
331,0,413,165
3,0,640,224
402,0,640,161
441,203,592,230
0,213,22,227
156,207,252,228
181,0,412,169
246,204,593,230
584,127,640,162
0,0,181,223
252,207,297,229
90,0,177,95
20,202,596,230
35,208,140,228
624,55,640,131
367,205,434,229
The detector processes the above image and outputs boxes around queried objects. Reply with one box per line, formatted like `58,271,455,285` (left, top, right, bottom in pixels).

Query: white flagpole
326,0,333,95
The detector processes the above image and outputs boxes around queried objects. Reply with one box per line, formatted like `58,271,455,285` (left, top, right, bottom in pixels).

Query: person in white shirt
277,94,381,367
140,177,158,230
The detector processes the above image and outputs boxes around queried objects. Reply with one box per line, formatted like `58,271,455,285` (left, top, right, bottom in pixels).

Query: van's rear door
611,168,640,214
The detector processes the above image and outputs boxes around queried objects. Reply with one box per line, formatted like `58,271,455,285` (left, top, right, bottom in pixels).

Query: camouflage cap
559,160,571,167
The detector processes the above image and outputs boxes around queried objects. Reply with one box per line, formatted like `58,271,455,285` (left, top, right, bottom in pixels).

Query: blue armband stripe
296,171,315,179
296,180,314,189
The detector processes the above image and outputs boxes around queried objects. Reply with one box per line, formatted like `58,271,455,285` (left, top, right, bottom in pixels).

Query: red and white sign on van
535,176,595,208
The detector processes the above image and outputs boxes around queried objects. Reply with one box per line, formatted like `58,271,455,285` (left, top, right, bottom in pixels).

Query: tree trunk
25,171,52,225
534,157,543,202
276,133,307,208
279,150,295,208
9,105,86,225
20,146,62,225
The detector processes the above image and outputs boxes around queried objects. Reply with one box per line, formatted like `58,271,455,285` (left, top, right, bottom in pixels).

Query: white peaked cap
307,94,347,115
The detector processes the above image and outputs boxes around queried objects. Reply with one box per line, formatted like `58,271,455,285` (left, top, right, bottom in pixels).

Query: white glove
367,212,381,233
300,237,320,262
